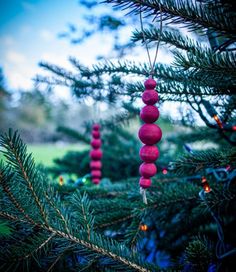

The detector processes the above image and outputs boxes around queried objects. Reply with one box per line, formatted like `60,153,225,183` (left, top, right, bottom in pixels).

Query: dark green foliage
0,130,159,272
2,0,236,271
1,129,236,270
170,148,236,176
105,0,236,38
0,220,12,237
184,237,213,272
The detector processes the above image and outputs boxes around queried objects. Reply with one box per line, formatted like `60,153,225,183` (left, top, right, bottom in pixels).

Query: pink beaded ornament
92,178,100,185
91,170,102,178
138,78,162,198
90,124,102,184
90,160,102,170
139,145,159,163
139,162,157,178
140,105,159,123
91,139,102,149
92,130,100,139
139,177,151,189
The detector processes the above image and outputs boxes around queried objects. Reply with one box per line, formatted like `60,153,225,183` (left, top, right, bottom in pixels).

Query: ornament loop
139,4,163,76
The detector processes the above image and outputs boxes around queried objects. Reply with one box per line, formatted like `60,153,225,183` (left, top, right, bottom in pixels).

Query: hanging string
140,187,148,205
93,100,100,123
139,5,163,76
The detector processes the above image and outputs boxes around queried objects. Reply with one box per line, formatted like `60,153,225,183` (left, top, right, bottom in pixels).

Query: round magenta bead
90,149,102,160
140,145,159,162
91,170,102,178
140,105,159,123
144,78,156,90
142,90,158,105
92,178,100,184
91,139,101,149
92,130,100,139
138,124,162,145
139,177,151,189
93,124,100,131
139,162,157,178
90,160,102,170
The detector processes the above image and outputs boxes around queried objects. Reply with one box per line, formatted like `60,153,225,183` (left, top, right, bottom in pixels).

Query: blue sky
0,0,173,100
0,0,193,121
0,0,116,92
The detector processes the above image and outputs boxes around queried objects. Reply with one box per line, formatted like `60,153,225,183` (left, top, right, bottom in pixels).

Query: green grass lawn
0,143,88,167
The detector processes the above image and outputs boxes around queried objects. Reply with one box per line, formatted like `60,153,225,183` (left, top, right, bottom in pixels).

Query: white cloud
3,50,39,89
40,52,71,69
6,51,27,64
3,59,39,89
7,71,33,89
0,36,15,46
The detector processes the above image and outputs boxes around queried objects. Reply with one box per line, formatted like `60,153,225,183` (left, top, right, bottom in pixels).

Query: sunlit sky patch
0,0,116,91
0,0,174,91
0,0,187,121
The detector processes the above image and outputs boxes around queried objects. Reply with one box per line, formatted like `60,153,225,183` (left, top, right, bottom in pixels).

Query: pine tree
1,0,236,271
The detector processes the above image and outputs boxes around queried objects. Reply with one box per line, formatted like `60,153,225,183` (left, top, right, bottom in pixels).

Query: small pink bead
139,162,157,178
93,124,100,131
142,90,159,105
90,160,102,170
139,177,151,189
90,149,102,160
91,139,101,149
92,178,100,184
140,145,159,162
140,105,159,123
92,130,100,139
91,170,102,178
144,78,157,90
138,124,162,145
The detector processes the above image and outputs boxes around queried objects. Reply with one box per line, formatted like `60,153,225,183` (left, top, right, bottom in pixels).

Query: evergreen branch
125,213,143,250
20,233,56,260
132,28,204,52
0,211,29,225
0,191,153,271
70,191,95,241
127,81,218,98
90,60,149,76
0,130,49,226
86,61,234,94
95,182,200,232
133,28,236,80
95,214,133,229
0,166,36,225
105,0,236,37
170,148,236,175
39,59,235,101
44,190,71,236
173,49,236,78
46,245,73,272
0,131,156,271
7,216,152,272
39,62,76,81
